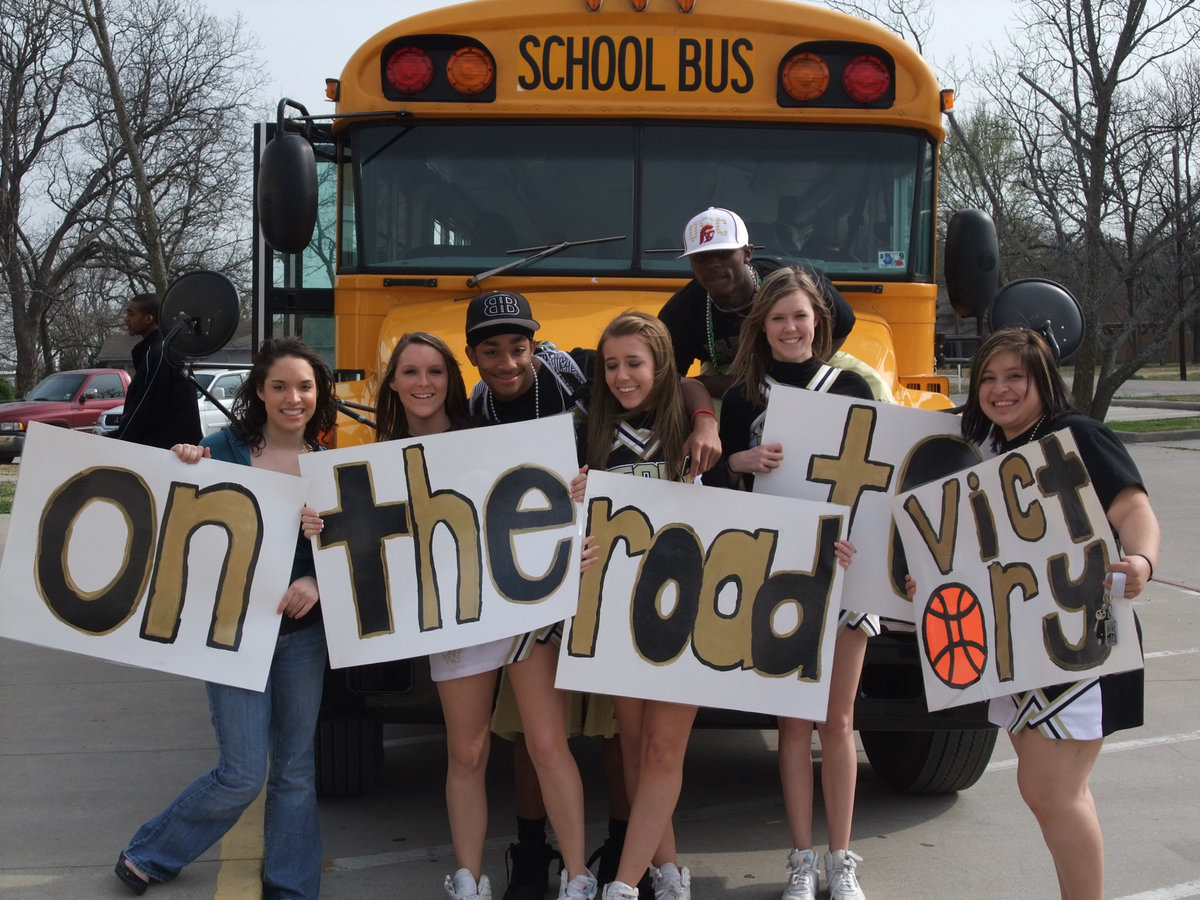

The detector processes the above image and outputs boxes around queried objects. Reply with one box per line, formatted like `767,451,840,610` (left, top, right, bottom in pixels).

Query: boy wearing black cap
465,290,593,430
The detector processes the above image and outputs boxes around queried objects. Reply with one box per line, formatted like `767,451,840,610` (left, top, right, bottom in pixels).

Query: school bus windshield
345,122,934,281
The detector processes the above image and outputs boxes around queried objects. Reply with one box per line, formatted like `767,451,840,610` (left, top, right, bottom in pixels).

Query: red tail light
842,55,890,103
386,46,434,95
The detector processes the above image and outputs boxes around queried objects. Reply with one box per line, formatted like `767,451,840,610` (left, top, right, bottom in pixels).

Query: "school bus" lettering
517,35,753,93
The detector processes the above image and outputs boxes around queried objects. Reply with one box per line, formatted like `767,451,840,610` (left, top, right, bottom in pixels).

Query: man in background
112,293,202,448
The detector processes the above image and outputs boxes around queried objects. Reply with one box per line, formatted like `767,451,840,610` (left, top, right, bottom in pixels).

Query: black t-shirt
710,357,873,490
996,411,1144,512
657,259,855,375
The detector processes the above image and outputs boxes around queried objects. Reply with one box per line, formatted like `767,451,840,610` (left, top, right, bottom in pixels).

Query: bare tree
1,1,105,390
822,0,934,55
0,0,261,393
965,0,1200,417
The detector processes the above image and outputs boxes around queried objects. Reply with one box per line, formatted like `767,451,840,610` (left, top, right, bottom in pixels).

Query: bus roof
331,0,945,139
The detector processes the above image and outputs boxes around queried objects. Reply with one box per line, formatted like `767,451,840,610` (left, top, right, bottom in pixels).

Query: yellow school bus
255,0,998,799
256,0,959,447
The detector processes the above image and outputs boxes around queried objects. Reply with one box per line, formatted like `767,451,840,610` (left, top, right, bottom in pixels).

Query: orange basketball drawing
922,583,988,688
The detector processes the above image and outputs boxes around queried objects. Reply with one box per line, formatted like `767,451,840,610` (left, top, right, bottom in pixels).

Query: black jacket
113,328,203,449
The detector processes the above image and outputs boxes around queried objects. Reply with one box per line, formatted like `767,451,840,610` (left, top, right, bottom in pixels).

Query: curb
1111,398,1200,411
1116,428,1200,444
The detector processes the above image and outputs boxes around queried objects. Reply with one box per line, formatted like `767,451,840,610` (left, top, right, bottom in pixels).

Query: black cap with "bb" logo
465,290,541,346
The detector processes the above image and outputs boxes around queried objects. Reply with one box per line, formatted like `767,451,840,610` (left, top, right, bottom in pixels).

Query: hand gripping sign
889,429,1143,711
556,470,847,722
0,424,306,690
754,385,984,621
300,415,581,669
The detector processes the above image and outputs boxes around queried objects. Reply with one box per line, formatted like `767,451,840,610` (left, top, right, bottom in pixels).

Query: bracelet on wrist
690,408,717,424
1129,553,1154,579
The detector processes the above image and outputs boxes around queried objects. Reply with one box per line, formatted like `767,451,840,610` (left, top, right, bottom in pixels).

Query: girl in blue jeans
115,338,338,900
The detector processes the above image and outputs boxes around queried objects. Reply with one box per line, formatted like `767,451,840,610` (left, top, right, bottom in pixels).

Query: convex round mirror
987,278,1084,363
159,270,241,359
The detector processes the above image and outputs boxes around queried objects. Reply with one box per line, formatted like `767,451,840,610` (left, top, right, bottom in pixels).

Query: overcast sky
202,0,1020,117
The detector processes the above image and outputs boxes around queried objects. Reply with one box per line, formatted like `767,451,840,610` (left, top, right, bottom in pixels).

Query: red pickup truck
0,368,130,463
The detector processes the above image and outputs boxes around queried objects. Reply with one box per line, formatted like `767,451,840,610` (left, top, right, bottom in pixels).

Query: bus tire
860,727,997,794
315,720,383,798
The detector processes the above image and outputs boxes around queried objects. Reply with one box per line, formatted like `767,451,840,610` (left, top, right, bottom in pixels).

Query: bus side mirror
988,278,1084,364
257,100,318,254
944,209,999,319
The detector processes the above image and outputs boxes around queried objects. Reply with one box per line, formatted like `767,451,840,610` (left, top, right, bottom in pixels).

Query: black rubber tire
860,727,998,793
314,719,383,798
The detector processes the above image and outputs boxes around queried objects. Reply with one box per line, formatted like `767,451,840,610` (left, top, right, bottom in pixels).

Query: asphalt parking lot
1,438,1198,899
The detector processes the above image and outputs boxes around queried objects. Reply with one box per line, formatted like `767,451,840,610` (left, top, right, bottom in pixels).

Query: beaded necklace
704,264,760,375
486,365,540,424
1017,413,1047,446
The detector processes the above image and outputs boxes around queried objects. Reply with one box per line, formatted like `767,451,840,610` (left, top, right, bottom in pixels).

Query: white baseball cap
679,207,751,258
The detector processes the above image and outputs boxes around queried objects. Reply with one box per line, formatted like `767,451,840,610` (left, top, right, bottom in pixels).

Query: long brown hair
728,265,833,409
585,312,689,479
375,332,470,441
231,337,337,451
961,327,1076,448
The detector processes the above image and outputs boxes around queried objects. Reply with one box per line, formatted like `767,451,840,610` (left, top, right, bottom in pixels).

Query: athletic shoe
648,863,691,900
602,882,640,900
824,850,865,900
780,848,820,900
446,867,494,900
558,868,598,899
504,839,561,900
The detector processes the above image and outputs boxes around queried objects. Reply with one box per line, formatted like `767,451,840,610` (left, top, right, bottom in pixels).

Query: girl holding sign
572,311,696,900
306,331,598,900
712,266,868,900
958,327,1160,900
116,338,337,899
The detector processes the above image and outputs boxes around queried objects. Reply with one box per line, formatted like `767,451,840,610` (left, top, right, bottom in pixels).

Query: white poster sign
890,429,1143,711
0,424,307,690
755,385,983,621
300,416,581,669
557,471,847,721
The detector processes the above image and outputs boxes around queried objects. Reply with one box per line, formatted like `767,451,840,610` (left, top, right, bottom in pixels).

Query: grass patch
0,480,13,515
1108,416,1200,433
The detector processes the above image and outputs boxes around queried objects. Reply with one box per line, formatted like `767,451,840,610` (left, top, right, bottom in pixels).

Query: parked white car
93,367,249,438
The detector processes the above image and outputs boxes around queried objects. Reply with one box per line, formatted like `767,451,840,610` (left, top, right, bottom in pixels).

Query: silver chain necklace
486,366,540,423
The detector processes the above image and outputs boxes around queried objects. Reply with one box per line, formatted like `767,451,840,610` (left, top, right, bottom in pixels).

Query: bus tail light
781,53,830,101
843,55,891,103
386,46,434,95
447,46,495,94
777,42,895,109
380,37,496,102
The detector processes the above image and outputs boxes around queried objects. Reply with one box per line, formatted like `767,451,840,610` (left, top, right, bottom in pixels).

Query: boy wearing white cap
658,207,856,399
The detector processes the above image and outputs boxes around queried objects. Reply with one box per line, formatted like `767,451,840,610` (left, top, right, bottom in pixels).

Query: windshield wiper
467,234,626,287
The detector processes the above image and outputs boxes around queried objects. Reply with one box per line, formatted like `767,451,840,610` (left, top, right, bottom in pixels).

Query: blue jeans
123,624,326,899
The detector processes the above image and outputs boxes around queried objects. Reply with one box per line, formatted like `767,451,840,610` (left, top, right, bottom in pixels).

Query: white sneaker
602,881,640,900
780,848,819,900
649,862,691,900
824,850,865,900
445,867,493,900
559,868,598,899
